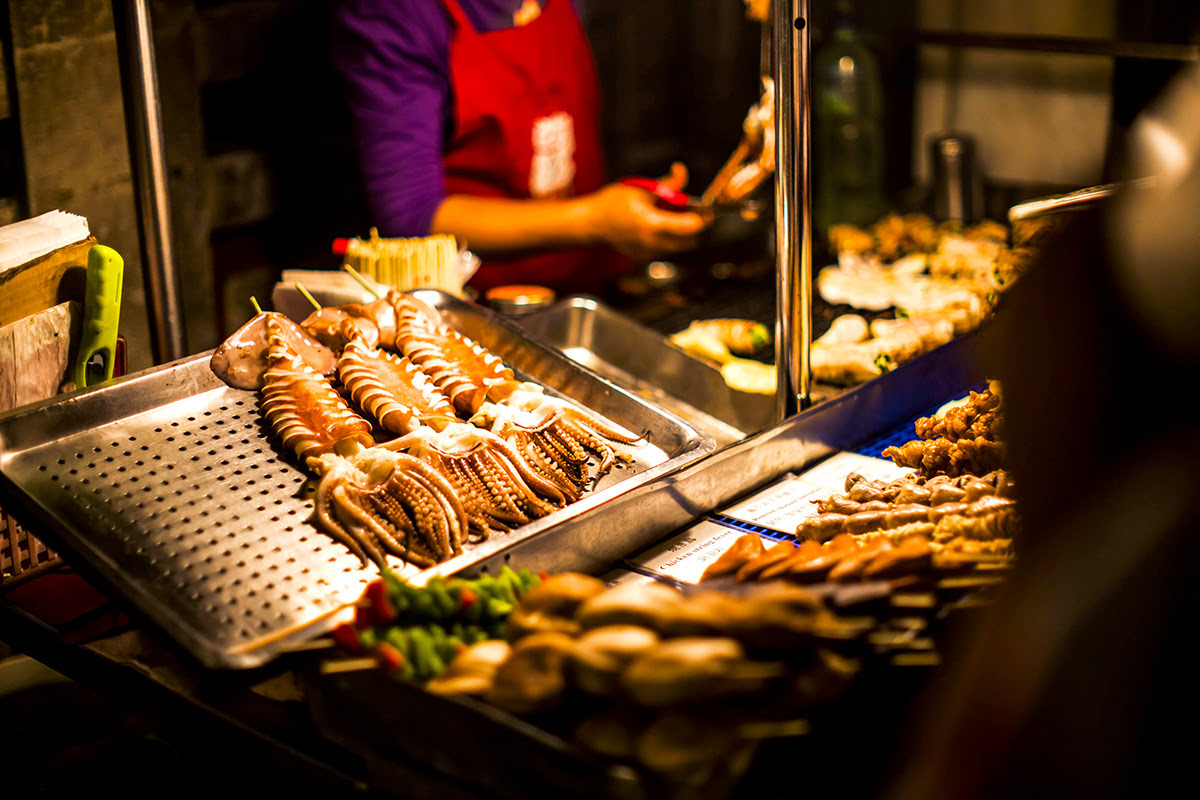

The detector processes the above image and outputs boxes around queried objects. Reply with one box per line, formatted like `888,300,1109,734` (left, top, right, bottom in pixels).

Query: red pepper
332,622,362,654
354,604,373,630
538,571,549,581
375,642,405,672
365,579,397,623
458,587,478,610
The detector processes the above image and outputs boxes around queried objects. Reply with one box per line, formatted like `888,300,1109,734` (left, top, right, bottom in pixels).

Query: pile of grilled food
812,213,1056,385
209,291,644,571
323,382,1016,787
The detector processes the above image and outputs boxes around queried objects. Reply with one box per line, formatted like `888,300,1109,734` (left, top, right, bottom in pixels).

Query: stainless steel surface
772,0,814,421
460,330,983,580
113,0,186,364
0,292,712,669
515,297,776,446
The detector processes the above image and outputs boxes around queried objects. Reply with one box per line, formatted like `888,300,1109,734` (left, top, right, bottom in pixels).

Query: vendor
331,0,711,295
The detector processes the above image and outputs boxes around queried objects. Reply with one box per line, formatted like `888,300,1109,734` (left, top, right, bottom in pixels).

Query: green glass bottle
814,0,886,236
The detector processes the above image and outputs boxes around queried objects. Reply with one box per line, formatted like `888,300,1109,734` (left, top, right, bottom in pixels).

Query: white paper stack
0,210,91,275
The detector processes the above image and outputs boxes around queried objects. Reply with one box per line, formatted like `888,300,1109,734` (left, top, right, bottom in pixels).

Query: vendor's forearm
430,195,598,252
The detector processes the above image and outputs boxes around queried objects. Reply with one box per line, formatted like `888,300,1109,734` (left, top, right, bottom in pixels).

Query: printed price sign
720,452,911,535
626,520,771,585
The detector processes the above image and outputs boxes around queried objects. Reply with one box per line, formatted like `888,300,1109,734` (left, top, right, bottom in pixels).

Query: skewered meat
797,494,1016,542
820,470,1015,513
425,639,512,696
914,384,1004,442
508,572,607,639
571,708,645,762
569,624,661,696
485,631,577,715
575,581,686,632
699,532,766,581
882,436,1007,478
669,318,771,366
620,637,767,707
635,710,750,781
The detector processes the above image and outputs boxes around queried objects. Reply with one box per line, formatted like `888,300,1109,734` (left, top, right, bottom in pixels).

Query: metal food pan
0,291,713,670
515,297,777,446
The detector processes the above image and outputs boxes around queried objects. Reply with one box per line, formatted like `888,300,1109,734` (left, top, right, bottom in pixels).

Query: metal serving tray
515,297,777,446
0,291,713,670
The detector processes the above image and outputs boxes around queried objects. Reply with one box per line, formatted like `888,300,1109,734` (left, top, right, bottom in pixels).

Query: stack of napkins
0,210,91,275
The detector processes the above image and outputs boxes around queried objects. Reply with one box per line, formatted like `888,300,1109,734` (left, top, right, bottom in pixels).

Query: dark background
1,0,1199,361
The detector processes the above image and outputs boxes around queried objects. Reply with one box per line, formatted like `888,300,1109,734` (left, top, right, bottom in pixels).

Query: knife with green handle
73,244,124,389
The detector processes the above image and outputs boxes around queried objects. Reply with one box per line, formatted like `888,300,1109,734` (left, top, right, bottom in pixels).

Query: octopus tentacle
486,435,576,504
313,476,373,566
471,387,641,490
307,447,467,568
333,485,408,566
441,458,509,538
380,424,566,533
465,452,530,522
481,449,560,518
560,421,619,475
394,467,457,559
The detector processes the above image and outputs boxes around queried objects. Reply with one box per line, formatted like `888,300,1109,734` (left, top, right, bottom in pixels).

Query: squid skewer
259,313,467,567
297,283,574,539
381,288,644,493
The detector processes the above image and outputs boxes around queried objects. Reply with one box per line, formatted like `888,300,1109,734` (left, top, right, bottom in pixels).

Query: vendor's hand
584,163,712,263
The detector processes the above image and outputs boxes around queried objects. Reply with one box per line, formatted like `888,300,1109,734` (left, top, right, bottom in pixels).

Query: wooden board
0,237,94,330
0,301,81,414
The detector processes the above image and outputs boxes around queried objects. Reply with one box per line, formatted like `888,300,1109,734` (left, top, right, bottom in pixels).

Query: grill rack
1,507,61,589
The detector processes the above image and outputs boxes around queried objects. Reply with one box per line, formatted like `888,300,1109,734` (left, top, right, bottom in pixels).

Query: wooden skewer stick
320,656,382,675
343,263,382,299
737,719,810,740
295,282,322,310
276,636,336,654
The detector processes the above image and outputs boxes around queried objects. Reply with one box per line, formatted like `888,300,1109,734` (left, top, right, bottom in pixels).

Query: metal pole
772,0,813,420
112,0,187,364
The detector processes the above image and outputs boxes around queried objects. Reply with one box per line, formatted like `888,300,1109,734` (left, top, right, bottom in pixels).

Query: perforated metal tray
0,291,713,669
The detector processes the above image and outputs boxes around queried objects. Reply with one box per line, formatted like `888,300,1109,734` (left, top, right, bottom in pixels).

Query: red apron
440,0,628,294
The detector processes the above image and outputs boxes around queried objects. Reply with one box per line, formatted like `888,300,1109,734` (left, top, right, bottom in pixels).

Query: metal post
112,0,187,364
772,0,813,420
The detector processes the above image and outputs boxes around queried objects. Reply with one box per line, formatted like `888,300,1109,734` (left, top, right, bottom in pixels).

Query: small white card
626,519,771,585
719,451,911,535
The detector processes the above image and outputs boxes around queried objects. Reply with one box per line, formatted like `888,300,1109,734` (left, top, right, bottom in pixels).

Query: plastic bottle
813,0,886,236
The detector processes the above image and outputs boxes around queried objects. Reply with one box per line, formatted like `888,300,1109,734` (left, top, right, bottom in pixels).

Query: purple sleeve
331,0,453,237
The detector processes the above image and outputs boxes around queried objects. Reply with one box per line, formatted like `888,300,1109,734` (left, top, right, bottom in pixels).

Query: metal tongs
619,177,765,219
1007,177,1157,223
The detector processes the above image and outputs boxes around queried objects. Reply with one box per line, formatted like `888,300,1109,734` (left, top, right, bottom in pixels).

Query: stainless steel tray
0,291,713,669
515,297,777,445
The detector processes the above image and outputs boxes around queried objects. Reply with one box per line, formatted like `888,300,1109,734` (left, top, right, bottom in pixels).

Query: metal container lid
484,285,556,315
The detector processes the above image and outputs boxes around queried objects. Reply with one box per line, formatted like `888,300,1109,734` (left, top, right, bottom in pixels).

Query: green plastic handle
74,244,124,389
